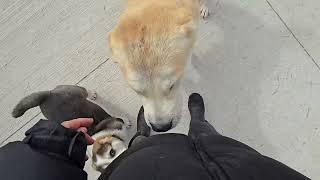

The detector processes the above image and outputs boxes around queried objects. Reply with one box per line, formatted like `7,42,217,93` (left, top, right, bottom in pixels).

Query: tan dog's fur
108,0,203,131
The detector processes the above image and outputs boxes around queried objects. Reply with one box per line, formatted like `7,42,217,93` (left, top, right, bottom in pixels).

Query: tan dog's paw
200,3,210,18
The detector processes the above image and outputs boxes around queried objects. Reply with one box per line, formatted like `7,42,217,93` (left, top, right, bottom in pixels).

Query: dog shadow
93,92,136,132
183,1,282,157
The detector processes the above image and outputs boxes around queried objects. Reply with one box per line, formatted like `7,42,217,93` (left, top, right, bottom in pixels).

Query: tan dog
108,0,208,132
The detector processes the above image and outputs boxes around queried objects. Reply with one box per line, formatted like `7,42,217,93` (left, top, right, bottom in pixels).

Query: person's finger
77,127,88,133
188,93,205,120
84,133,94,145
83,132,94,145
61,118,94,130
76,127,94,145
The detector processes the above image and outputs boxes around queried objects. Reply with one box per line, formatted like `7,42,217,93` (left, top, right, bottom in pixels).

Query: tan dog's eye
110,149,116,157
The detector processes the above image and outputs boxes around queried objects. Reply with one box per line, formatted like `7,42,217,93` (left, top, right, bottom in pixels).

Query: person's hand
61,118,95,145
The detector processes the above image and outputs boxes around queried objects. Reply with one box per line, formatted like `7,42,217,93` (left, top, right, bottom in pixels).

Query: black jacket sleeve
0,119,88,180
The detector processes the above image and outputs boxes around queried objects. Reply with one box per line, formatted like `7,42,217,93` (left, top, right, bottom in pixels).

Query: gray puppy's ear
136,106,150,137
94,118,124,133
188,93,205,120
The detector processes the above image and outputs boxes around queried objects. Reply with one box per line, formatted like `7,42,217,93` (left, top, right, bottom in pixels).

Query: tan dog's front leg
200,0,210,18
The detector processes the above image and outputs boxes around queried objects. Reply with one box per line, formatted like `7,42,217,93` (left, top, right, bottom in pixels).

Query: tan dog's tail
12,91,50,118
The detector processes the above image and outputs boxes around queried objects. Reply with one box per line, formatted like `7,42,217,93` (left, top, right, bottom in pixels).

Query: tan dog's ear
107,32,113,53
179,19,197,38
171,18,198,52
174,11,199,47
107,31,118,63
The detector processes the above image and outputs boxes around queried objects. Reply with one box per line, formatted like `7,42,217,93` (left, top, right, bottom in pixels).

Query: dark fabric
99,134,309,180
99,134,212,180
0,119,87,180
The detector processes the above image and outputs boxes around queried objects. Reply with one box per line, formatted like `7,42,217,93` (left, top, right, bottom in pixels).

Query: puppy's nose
150,121,173,132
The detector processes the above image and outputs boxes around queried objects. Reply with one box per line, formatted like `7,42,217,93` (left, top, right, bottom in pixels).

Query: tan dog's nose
150,121,173,132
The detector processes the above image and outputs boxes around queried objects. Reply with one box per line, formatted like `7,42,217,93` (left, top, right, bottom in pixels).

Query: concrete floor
0,0,318,179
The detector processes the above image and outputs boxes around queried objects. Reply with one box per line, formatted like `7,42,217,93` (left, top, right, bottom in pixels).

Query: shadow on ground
184,1,281,156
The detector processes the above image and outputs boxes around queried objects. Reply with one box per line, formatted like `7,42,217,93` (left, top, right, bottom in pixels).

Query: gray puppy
12,85,124,135
12,85,129,171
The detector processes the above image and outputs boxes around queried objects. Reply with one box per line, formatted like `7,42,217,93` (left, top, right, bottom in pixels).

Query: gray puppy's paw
87,90,98,101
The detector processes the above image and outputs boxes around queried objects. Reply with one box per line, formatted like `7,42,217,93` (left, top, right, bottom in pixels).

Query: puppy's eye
109,149,116,157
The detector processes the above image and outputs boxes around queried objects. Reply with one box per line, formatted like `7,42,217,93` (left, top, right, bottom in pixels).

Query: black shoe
188,93,205,121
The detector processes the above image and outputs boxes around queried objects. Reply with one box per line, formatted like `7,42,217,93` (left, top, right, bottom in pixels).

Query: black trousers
130,117,220,147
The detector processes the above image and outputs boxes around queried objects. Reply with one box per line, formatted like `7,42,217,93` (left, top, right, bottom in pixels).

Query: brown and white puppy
88,128,128,172
12,85,129,172
108,0,209,132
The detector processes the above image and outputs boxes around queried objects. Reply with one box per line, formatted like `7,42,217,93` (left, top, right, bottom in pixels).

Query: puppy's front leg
200,0,210,18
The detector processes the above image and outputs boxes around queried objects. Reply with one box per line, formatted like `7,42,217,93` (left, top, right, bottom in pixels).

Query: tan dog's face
111,47,191,132
108,0,199,131
125,63,185,132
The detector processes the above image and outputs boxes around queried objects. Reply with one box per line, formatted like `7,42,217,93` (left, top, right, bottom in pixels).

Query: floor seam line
76,58,110,85
0,112,41,145
265,0,320,71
